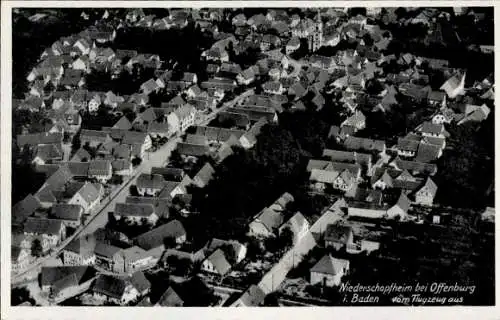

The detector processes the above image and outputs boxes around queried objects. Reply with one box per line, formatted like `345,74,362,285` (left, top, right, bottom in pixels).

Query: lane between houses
12,87,256,285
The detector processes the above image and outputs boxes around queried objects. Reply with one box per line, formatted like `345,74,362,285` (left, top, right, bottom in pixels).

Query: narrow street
12,88,256,285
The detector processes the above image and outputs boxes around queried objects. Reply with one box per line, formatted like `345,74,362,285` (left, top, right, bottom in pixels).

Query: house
457,104,491,125
262,81,284,95
325,224,354,250
17,132,63,149
67,182,103,214
395,138,420,157
12,246,31,272
386,192,411,219
12,194,42,227
156,287,184,306
62,234,97,266
278,212,309,244
230,285,266,307
174,104,197,132
204,238,247,264
136,173,165,196
122,131,152,159
310,255,350,287
202,47,229,62
114,203,159,225
418,121,446,138
236,67,257,85
322,149,372,174
92,273,150,305
112,160,133,176
40,266,96,299
201,249,232,276
341,111,366,131
440,72,466,99
134,219,187,251
247,192,294,238
88,160,113,183
32,144,63,165
23,217,66,248
344,136,386,154
50,204,84,228
192,163,215,188
286,36,301,54
414,177,438,206
347,201,388,219
428,90,447,107
176,143,210,158
94,242,124,272
120,246,157,273
389,157,438,176
80,130,112,148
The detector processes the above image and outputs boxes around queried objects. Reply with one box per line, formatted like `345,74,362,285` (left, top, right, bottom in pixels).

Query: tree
71,132,81,154
220,244,237,265
129,185,139,196
246,236,264,259
278,226,294,252
31,239,43,257
11,286,35,306
163,236,177,249
132,157,142,167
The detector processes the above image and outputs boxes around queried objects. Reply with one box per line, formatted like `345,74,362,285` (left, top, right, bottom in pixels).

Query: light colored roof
206,248,232,275
311,255,349,275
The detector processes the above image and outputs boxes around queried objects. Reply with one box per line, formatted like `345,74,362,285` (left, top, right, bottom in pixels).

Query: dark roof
51,204,83,221
325,224,353,244
134,219,186,250
93,274,128,299
157,286,184,306
344,136,386,153
234,285,266,306
65,234,97,255
129,271,151,293
193,163,215,187
41,266,95,287
94,242,121,258
24,218,63,236
114,203,155,217
151,167,185,181
176,143,209,157
415,143,442,163
137,173,165,190
17,132,62,147
13,194,41,225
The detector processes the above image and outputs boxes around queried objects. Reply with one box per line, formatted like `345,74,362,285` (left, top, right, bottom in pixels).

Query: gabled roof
70,148,92,162
41,266,95,288
415,143,442,163
418,177,438,196
310,255,349,275
157,286,184,306
93,274,128,299
134,219,186,250
24,217,63,236
193,163,215,187
94,242,121,258
114,202,155,218
205,248,232,275
325,224,352,243
51,204,83,221
113,116,133,130
129,271,151,293
137,173,165,190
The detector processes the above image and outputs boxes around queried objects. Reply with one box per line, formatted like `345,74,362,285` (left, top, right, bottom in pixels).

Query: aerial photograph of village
10,7,494,307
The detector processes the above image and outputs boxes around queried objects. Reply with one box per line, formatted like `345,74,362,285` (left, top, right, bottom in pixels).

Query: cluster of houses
13,7,494,306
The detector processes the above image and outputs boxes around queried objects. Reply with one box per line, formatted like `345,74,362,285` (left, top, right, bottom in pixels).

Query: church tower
308,10,323,52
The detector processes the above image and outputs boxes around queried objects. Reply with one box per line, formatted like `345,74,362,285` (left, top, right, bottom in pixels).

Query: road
12,88,256,284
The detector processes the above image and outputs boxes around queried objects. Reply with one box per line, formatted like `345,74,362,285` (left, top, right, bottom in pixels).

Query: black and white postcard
1,1,497,319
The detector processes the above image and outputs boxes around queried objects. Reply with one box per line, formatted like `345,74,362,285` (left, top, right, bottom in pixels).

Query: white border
1,1,498,319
